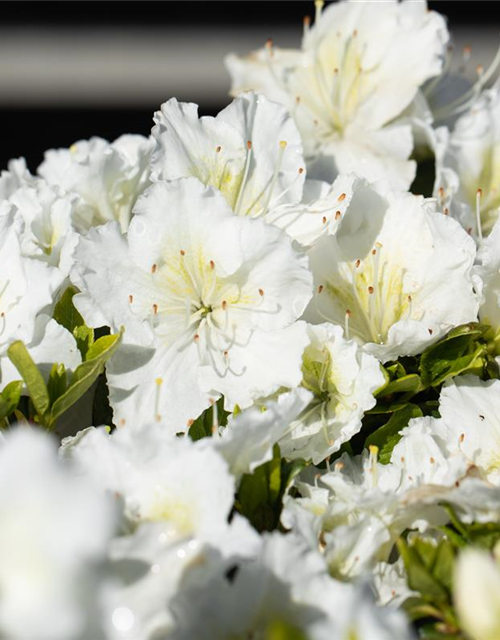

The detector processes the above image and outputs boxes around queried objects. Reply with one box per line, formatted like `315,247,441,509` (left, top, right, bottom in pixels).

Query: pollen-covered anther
355,259,361,268
152,303,158,315
335,460,345,472
209,260,215,269
221,300,227,310
223,350,229,358
247,140,252,151
279,140,288,150
335,210,342,220
318,284,324,294
430,457,435,464
428,328,433,335
215,145,222,153
322,216,327,224
298,167,304,174
337,193,346,202
180,249,185,256
368,286,374,295
460,433,465,443
151,263,157,274
258,288,265,296
193,334,200,343
128,295,133,304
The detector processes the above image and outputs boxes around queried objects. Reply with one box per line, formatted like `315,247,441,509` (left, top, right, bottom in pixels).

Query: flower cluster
2,1,500,638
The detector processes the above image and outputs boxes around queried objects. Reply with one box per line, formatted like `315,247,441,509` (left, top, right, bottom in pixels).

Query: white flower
454,546,500,640
152,92,305,218
72,178,312,431
373,557,416,608
474,219,500,329
62,421,259,640
38,134,153,232
279,323,384,465
0,203,78,389
437,87,500,238
10,181,80,277
226,0,448,189
0,158,35,200
434,375,500,483
305,187,479,362
213,387,312,479
0,428,115,640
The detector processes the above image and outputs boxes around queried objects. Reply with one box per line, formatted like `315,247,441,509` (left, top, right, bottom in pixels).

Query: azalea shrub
2,1,500,639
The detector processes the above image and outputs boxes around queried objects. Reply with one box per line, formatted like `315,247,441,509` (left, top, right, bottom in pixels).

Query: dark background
0,2,493,172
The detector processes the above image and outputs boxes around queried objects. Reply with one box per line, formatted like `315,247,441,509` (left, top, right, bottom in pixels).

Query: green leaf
188,398,230,441
397,539,449,604
420,332,487,388
0,380,23,420
53,286,94,357
432,540,455,592
236,445,282,532
53,286,84,332
412,538,438,570
378,374,422,397
47,363,67,405
48,330,122,427
466,522,500,549
365,404,423,464
7,341,50,418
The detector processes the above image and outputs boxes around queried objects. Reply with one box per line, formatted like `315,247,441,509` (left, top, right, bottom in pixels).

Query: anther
279,140,287,150
151,263,157,274
187,419,194,428
180,249,185,256
338,193,346,202
430,457,435,464
428,328,433,335
335,461,344,472
119,419,126,427
477,64,484,76
128,295,133,304
318,285,324,294
258,288,264,296
215,145,222,153
355,259,361,268
372,248,377,256
345,309,351,340
152,303,158,315
209,260,215,269
476,188,484,244
322,216,327,224
298,167,304,174
222,300,227,310
368,286,374,294
247,140,252,151
460,433,465,443
194,334,200,343
335,210,342,220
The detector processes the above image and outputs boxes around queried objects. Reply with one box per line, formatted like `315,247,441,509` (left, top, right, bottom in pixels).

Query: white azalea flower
454,545,500,640
305,187,479,362
373,557,416,608
38,134,153,232
226,0,448,189
72,178,312,430
213,387,312,479
0,157,35,200
278,323,383,465
152,92,305,218
0,203,77,388
434,376,500,483
0,428,115,640
437,87,500,238
10,180,79,277
62,421,260,639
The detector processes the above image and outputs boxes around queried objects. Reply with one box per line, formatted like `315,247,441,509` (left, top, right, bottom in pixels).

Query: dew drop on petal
112,607,135,633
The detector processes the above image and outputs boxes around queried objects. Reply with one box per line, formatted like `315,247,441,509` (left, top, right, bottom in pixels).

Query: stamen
152,303,158,315
368,444,379,485
407,295,413,318
209,260,215,269
322,216,327,224
335,210,342,220
154,378,163,422
337,192,346,202
234,140,253,215
151,263,157,274
303,15,311,39
194,334,200,343
314,0,324,23
261,140,287,216
345,309,351,339
476,188,484,244
187,419,194,428
318,285,324,294
128,294,133,304
180,250,185,256
215,145,222,153
258,288,264,296
210,398,219,434
221,300,227,310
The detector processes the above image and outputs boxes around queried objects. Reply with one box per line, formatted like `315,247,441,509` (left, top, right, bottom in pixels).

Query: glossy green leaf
378,373,422,398
49,330,122,426
47,363,67,405
420,333,487,388
0,380,23,420
7,341,49,417
365,404,423,463
397,539,449,604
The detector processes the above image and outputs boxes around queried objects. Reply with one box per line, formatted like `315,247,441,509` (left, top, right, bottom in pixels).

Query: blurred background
0,2,496,171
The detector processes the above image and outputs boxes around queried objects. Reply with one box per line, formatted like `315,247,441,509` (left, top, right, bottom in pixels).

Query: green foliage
7,330,122,430
365,404,423,464
0,381,23,426
53,286,94,357
235,445,306,532
188,397,230,441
